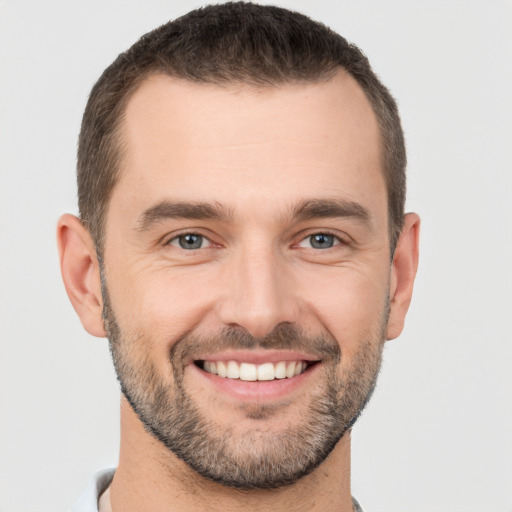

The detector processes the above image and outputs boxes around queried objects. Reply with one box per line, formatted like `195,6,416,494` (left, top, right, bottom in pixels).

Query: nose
217,242,300,338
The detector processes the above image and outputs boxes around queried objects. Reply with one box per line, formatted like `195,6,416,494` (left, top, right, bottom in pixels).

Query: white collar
70,468,365,512
69,468,115,512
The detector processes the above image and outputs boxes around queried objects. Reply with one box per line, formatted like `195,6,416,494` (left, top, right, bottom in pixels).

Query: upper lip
189,350,321,365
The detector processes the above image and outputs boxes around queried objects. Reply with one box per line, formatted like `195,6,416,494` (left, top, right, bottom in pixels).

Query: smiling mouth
195,360,317,381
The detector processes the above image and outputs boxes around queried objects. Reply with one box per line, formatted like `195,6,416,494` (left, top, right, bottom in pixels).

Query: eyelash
165,230,346,251
296,231,344,250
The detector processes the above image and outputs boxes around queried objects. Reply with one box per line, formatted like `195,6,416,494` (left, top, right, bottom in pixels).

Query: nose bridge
219,237,298,337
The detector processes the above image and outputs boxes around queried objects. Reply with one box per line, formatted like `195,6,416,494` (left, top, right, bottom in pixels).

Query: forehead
112,72,384,225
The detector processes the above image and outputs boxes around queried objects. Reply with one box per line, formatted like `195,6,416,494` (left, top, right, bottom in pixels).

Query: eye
168,233,211,250
298,233,340,249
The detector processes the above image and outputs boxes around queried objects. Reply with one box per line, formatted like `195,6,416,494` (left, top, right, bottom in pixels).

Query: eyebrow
291,198,371,225
137,201,232,230
137,197,371,231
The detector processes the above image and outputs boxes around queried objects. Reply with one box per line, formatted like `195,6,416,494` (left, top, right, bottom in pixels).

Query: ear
57,214,106,337
386,213,420,340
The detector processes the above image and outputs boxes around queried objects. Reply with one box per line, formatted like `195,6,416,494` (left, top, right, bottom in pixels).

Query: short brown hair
78,2,406,252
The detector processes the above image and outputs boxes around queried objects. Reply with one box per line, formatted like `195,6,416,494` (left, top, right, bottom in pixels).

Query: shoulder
352,496,366,512
69,468,116,512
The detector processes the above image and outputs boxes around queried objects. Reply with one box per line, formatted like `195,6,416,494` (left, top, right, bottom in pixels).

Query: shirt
70,468,366,511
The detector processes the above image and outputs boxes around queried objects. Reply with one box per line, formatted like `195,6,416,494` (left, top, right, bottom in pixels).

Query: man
57,2,419,511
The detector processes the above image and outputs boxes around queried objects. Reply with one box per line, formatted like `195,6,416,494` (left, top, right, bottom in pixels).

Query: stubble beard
101,282,387,490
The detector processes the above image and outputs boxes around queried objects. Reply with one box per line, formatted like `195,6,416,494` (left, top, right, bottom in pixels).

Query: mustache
171,323,341,364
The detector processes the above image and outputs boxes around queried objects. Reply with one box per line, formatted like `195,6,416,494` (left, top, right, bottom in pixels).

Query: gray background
1,1,511,511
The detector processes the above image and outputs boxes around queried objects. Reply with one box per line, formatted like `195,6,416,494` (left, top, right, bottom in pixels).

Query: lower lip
189,363,320,402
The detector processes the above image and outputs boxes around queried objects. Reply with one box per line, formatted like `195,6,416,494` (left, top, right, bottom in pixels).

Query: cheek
108,266,219,346
296,265,389,353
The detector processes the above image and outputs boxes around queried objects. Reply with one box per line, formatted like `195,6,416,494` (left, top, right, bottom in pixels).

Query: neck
110,397,354,512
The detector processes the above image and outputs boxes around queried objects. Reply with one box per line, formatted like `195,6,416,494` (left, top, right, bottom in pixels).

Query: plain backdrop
1,1,511,511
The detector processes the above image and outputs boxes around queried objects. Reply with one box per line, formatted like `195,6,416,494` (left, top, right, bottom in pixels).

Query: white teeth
239,362,257,381
274,361,287,379
204,361,217,375
226,360,240,379
285,361,296,378
202,360,308,381
217,361,227,378
257,362,275,381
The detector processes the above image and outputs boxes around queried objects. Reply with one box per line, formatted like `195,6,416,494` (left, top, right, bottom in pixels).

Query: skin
58,71,420,511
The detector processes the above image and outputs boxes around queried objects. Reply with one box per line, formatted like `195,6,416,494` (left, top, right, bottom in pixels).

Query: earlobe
386,213,420,340
57,214,106,338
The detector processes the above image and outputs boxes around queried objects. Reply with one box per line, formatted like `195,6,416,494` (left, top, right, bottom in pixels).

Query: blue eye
169,233,208,250
310,233,335,249
299,233,339,249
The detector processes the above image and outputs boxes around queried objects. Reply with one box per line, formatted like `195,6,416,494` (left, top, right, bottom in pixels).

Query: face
101,73,391,488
